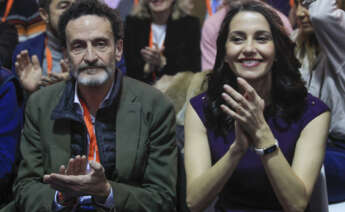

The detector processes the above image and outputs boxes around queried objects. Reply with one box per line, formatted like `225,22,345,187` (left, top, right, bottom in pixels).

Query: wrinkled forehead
65,15,114,42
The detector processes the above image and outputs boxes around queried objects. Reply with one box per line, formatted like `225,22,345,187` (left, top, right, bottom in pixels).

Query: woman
124,0,201,84
293,0,345,203
200,0,293,71
184,1,330,211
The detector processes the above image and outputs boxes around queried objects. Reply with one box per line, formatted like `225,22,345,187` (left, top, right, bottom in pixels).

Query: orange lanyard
206,0,213,17
289,0,294,7
1,0,14,22
134,0,139,5
149,25,156,81
44,37,53,74
80,99,100,163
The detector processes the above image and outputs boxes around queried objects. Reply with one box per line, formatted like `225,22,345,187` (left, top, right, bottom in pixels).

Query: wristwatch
253,140,279,156
301,0,317,8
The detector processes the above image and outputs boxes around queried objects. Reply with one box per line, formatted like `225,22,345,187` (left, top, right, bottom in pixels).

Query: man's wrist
57,192,77,206
93,181,112,203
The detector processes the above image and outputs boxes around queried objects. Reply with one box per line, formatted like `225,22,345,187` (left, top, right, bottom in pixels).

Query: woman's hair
131,0,188,20
205,0,307,136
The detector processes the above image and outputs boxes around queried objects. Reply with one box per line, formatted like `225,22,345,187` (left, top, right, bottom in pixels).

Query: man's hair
38,0,52,12
58,0,124,47
0,22,18,69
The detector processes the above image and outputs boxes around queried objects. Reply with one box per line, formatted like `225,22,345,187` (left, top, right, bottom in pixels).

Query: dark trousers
324,138,345,203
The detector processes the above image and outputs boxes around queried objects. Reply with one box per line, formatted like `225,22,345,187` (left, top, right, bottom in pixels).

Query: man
13,1,177,211
12,0,74,93
13,0,126,94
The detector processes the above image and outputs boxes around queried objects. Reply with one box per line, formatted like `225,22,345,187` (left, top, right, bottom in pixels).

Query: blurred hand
140,43,166,74
15,50,42,93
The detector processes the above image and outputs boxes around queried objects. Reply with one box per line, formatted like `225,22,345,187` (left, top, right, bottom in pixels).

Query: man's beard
70,63,115,87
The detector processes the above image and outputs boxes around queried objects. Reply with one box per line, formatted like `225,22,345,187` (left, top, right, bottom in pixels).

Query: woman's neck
151,8,171,25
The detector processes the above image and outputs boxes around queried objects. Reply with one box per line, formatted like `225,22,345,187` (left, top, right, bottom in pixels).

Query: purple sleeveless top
190,93,329,211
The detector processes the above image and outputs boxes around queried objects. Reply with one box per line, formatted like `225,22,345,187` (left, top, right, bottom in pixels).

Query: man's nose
84,45,98,65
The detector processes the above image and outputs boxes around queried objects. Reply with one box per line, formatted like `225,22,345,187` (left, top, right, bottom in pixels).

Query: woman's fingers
223,84,250,109
237,77,258,101
220,104,246,123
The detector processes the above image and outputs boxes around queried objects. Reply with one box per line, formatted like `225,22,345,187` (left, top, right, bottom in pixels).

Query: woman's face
295,0,314,34
147,0,175,14
224,11,275,82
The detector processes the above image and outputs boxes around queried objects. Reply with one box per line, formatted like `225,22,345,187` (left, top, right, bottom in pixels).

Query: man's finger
59,165,66,175
66,158,75,175
60,59,69,73
32,55,41,70
89,160,103,172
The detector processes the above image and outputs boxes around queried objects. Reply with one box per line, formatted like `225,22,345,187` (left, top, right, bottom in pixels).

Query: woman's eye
256,35,272,43
230,36,244,43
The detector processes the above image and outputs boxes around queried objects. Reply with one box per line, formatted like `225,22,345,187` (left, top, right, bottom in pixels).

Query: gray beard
70,65,114,87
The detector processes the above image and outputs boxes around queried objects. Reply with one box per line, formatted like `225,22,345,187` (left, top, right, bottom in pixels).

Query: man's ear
39,8,49,24
114,39,123,62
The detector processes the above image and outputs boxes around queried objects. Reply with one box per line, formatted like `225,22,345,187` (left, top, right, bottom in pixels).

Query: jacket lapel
116,79,142,179
50,119,72,172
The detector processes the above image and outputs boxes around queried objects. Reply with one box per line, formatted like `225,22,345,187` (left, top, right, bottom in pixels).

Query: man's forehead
66,15,113,40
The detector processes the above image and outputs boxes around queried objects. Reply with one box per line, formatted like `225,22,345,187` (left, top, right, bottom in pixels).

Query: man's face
40,0,74,35
65,15,123,87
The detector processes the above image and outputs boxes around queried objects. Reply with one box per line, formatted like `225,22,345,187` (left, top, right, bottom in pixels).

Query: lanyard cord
149,25,156,81
80,99,100,163
206,0,213,16
44,36,53,74
1,0,14,22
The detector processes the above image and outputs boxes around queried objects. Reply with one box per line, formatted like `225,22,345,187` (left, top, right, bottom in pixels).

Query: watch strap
254,140,279,156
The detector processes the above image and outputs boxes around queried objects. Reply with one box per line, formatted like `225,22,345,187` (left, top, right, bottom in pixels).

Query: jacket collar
51,70,123,121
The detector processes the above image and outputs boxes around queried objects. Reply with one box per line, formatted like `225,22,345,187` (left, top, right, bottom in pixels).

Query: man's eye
71,44,84,53
95,41,107,49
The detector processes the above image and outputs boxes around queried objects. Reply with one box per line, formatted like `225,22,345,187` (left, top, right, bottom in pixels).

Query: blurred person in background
124,0,201,84
1,0,45,42
0,21,23,209
12,0,74,94
293,0,345,203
